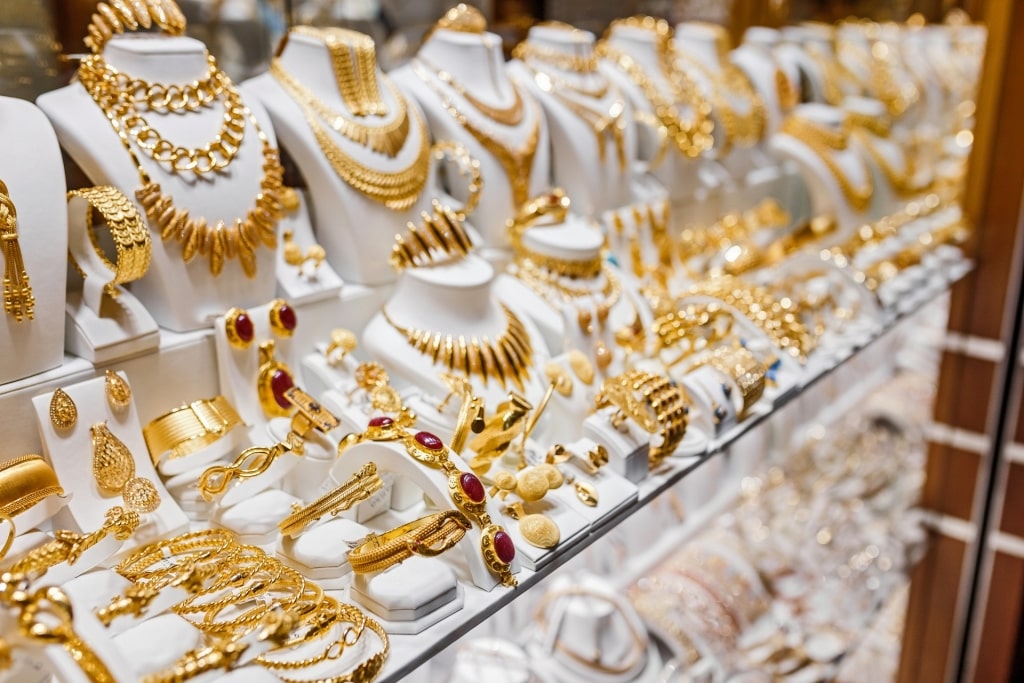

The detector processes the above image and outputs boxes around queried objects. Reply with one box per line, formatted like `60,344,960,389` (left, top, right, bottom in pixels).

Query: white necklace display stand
735,28,791,137
37,36,286,332
245,30,438,287
0,97,67,385
845,97,915,217
508,25,636,216
780,27,834,105
769,104,872,242
392,28,551,250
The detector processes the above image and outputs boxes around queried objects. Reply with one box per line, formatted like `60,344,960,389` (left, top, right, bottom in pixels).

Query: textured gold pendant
519,513,560,548
91,422,135,493
49,389,78,430
104,371,132,410
122,476,161,513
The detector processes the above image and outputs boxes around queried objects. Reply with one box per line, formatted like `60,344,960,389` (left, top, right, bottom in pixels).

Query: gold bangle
278,463,384,537
0,455,64,519
267,607,390,683
142,396,245,466
595,370,688,464
694,345,767,416
348,509,472,574
115,528,238,581
67,186,151,298
10,506,140,579
389,199,475,271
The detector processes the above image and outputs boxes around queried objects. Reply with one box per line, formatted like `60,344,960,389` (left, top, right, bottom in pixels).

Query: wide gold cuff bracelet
67,186,152,298
595,370,688,465
142,396,245,466
0,454,64,519
278,463,384,537
348,510,472,575
695,345,767,416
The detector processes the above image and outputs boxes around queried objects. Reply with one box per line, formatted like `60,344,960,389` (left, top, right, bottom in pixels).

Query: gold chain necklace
804,45,844,105
270,60,410,158
851,129,919,195
77,55,285,277
274,61,430,211
290,26,388,117
382,304,533,392
513,258,621,335
417,57,524,126
596,19,714,159
511,40,600,73
0,180,34,322
779,116,873,212
413,60,540,208
676,52,766,153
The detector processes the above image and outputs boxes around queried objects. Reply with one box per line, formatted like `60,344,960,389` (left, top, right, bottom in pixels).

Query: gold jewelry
694,345,767,416
412,60,541,208
143,396,245,466
10,506,140,578
290,26,388,117
595,370,688,465
197,387,339,500
597,17,714,158
674,48,766,153
279,463,384,537
0,455,64,519
84,0,187,59
282,229,326,277
348,509,472,574
502,503,560,549
257,340,296,417
431,140,483,220
512,39,601,74
389,199,475,271
91,422,135,493
49,389,78,430
381,304,534,392
776,67,798,111
419,57,524,126
270,59,430,211
347,420,517,585
0,180,34,322
142,639,248,683
349,361,407,415
269,299,298,338
846,109,891,137
104,370,132,410
778,115,873,211
223,307,255,349
67,186,151,298
465,393,533,472
852,128,921,195
325,328,358,366
116,528,236,581
94,583,160,627
567,350,595,385
121,477,161,513
437,373,487,454
573,480,599,507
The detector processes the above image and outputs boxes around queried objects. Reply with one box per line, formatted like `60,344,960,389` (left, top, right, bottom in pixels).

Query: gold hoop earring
49,389,78,430
104,371,131,410
257,340,296,418
268,299,297,338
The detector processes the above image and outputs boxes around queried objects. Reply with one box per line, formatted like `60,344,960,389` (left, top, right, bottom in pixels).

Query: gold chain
511,40,600,73
417,57,525,126
381,304,534,392
291,26,388,117
779,115,873,211
597,18,714,159
274,61,430,211
852,129,920,195
675,52,766,153
270,59,409,158
413,60,540,208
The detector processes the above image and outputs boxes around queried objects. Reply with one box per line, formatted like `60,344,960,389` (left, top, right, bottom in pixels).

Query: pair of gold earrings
49,371,132,431
224,299,297,350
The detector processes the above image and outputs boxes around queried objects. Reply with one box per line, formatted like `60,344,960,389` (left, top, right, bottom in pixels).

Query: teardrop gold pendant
104,370,132,410
49,388,78,430
91,422,136,493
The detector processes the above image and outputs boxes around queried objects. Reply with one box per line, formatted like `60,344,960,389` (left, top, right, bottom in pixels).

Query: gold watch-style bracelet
348,509,472,574
278,462,384,537
142,396,245,467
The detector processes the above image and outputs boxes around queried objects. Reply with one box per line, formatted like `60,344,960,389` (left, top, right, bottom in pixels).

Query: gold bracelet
278,463,384,537
694,345,767,416
595,370,688,464
142,396,245,466
10,506,139,578
0,454,64,519
67,186,152,298
389,199,474,271
348,509,472,574
271,608,390,683
116,528,238,582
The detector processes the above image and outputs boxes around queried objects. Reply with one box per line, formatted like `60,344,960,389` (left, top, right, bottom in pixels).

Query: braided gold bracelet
348,509,472,574
275,613,390,683
142,396,245,466
116,528,237,582
278,463,383,537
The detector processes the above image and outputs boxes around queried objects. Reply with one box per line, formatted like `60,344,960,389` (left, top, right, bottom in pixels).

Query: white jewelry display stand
844,97,912,218
328,440,520,592
352,554,464,632
277,516,369,587
273,190,344,304
37,36,282,332
392,28,551,249
735,28,790,136
113,614,204,677
769,103,871,243
508,25,636,216
62,569,187,637
599,25,711,204
244,31,439,286
64,191,159,364
539,437,639,531
363,255,550,409
32,373,188,553
0,97,67,385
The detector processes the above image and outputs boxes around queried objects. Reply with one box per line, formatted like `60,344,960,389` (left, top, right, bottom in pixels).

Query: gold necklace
78,54,285,277
511,40,600,73
597,18,714,159
290,26,388,117
852,129,919,195
780,116,873,211
270,59,410,158
776,67,798,110
513,259,621,336
413,60,540,208
382,304,534,392
803,45,844,105
0,180,34,322
676,52,766,153
275,64,430,211
417,57,525,126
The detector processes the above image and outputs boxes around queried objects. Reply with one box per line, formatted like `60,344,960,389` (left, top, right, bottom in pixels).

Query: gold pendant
257,340,296,418
91,422,135,493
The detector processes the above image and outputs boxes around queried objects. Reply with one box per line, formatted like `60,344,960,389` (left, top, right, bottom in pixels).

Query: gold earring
49,389,78,430
269,299,297,338
91,422,135,493
283,231,326,277
104,371,131,410
325,328,357,366
257,340,296,418
122,477,161,514
224,307,255,349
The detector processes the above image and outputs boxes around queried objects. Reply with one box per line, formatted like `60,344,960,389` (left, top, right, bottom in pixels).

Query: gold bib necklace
382,304,534,391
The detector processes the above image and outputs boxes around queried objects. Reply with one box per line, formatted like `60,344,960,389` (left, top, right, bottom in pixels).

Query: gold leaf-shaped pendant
91,422,135,493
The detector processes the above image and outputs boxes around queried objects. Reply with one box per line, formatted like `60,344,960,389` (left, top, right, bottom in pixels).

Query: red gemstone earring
269,299,297,338
257,340,295,418
225,307,255,349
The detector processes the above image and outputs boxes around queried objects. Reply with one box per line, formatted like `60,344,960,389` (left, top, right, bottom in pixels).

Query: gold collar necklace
779,116,873,211
381,304,534,391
